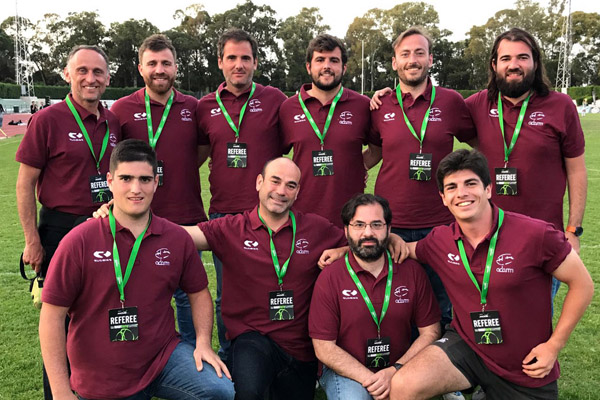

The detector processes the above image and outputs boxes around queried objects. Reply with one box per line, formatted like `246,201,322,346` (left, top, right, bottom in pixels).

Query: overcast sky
4,0,598,41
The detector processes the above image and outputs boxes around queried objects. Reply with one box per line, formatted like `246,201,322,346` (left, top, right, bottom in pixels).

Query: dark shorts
433,328,558,400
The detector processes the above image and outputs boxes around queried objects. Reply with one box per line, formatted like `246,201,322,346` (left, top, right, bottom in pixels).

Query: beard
145,74,175,95
495,68,534,98
312,70,344,92
348,234,389,262
398,62,429,87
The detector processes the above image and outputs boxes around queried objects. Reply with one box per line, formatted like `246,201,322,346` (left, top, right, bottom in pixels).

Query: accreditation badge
495,167,517,195
366,337,391,368
409,153,432,181
157,160,165,186
109,306,139,342
312,150,334,176
269,290,294,321
89,174,112,203
227,142,248,168
470,310,503,345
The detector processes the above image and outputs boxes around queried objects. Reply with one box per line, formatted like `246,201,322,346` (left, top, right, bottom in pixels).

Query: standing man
39,139,234,400
279,34,371,227
16,45,120,399
465,28,587,299
310,194,440,400
110,34,209,344
196,28,287,360
367,27,476,333
389,149,593,399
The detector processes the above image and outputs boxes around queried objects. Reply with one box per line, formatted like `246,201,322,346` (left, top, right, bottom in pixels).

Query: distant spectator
0,103,4,128
31,101,38,114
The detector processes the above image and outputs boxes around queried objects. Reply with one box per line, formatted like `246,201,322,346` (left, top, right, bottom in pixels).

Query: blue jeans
210,212,234,361
319,366,372,400
173,250,202,345
229,331,317,400
79,341,234,400
392,227,453,329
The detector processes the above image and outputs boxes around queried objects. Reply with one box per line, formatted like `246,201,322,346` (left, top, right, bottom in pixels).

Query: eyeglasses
348,221,387,231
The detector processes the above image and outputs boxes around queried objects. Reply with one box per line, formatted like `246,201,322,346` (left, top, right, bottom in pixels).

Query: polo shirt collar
451,203,500,243
102,210,164,238
299,83,349,105
249,205,294,233
499,90,538,109
136,88,184,106
346,250,398,284
67,93,105,122
218,81,255,98
391,77,433,106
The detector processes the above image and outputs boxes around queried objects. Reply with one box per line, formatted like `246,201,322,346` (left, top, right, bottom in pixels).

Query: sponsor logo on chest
528,111,545,126
338,110,353,125
133,112,147,121
394,286,410,304
341,289,359,300
155,248,171,266
383,112,396,122
495,253,515,273
293,114,307,124
428,107,442,122
295,238,310,255
210,108,222,117
180,108,193,122
248,99,263,113
68,132,84,142
93,250,112,263
243,239,259,251
447,252,460,265
489,108,499,118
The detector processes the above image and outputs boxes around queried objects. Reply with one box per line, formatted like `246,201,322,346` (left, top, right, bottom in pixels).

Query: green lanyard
456,208,504,310
497,92,531,167
298,86,344,150
65,95,110,174
108,207,151,304
396,85,436,153
345,251,393,338
215,82,256,140
145,90,174,150
257,206,296,287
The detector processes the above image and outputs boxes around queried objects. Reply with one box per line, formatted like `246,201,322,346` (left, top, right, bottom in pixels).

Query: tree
277,7,330,92
106,19,158,87
0,23,16,83
570,11,600,85
206,1,283,89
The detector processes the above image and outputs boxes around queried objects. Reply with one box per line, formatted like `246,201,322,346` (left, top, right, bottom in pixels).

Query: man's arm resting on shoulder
362,144,382,170
188,289,231,379
313,339,373,386
565,154,587,253
39,303,77,400
522,249,594,378
180,226,211,251
362,322,440,399
16,163,44,272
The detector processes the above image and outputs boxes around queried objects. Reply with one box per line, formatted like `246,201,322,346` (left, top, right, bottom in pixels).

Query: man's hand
318,246,349,269
92,199,113,219
370,88,393,111
565,231,580,254
522,341,560,378
363,366,395,400
52,391,78,400
23,241,44,273
388,233,409,264
193,342,232,380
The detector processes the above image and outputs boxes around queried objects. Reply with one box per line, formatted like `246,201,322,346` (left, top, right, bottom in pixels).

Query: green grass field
0,114,598,399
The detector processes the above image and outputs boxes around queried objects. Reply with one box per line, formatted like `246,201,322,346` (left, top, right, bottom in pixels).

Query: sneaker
472,387,486,400
442,392,465,400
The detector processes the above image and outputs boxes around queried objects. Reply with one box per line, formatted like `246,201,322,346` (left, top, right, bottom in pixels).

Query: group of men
16,23,593,400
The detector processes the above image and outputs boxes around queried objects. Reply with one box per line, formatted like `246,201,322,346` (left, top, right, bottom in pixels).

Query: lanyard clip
503,161,508,168
279,283,283,292
419,144,423,154
481,303,486,313
320,143,324,151
235,136,239,144
121,300,125,309
377,328,381,340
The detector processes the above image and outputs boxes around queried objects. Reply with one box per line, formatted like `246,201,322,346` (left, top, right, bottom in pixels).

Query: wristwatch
393,362,403,371
566,226,584,237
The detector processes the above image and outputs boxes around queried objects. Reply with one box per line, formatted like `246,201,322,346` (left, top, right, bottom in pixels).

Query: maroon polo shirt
43,213,207,398
15,94,121,216
416,205,571,388
197,83,287,214
466,90,585,231
309,252,440,369
111,88,208,224
199,206,347,361
279,84,370,227
369,80,476,229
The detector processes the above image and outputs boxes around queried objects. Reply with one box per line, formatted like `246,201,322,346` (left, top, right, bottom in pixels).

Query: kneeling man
310,194,441,400
390,149,593,400
39,139,234,400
